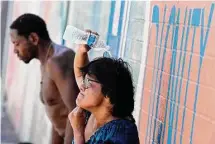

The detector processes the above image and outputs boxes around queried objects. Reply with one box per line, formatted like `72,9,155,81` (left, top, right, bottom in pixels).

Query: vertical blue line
173,7,188,144
156,123,163,144
106,1,115,53
145,5,162,144
61,1,70,45
160,10,178,144
141,20,154,142
189,60,202,144
177,9,192,144
152,6,176,143
180,15,197,144
106,1,125,57
145,25,159,143
166,8,180,144
190,3,214,143
117,1,125,36
148,5,167,142
107,0,115,41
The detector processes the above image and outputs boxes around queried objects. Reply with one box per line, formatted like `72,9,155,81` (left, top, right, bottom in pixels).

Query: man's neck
37,40,53,65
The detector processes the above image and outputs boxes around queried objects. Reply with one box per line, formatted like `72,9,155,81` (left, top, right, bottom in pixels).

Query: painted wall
2,1,215,144
140,1,215,144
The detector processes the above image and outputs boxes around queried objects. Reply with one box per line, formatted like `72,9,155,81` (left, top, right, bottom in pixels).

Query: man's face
10,29,37,63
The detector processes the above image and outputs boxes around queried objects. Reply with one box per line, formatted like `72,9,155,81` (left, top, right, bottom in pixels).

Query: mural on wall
144,2,214,144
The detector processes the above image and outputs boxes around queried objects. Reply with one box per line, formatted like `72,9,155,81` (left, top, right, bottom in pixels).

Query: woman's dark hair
10,13,50,40
80,57,135,122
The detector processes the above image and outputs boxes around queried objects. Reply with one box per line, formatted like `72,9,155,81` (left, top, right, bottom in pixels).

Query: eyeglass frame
81,76,100,89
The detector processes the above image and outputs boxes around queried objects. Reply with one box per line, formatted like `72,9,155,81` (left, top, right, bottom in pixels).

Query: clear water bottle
63,25,111,57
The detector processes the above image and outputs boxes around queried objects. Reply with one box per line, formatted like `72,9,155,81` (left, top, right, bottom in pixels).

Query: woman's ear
104,96,113,109
102,87,112,97
28,32,39,45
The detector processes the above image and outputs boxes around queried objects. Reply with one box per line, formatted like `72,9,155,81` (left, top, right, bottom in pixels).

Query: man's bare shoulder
47,47,76,78
53,48,75,63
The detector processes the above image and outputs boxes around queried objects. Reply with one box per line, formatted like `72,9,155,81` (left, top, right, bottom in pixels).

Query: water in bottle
63,25,111,57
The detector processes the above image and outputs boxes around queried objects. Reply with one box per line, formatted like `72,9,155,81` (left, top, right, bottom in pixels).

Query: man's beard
23,45,38,64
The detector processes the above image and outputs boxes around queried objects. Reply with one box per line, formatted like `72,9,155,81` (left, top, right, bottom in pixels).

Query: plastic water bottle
63,25,111,57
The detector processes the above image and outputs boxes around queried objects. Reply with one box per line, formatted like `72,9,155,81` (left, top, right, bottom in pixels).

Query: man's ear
28,32,39,45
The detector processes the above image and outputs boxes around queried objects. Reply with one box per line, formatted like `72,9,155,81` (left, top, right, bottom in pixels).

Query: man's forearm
64,119,74,144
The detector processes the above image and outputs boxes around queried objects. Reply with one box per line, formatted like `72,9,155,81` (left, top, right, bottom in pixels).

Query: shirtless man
9,13,79,144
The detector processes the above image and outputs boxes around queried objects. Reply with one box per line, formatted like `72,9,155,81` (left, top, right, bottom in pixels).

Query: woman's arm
68,107,86,144
74,44,90,88
74,30,98,88
73,131,85,144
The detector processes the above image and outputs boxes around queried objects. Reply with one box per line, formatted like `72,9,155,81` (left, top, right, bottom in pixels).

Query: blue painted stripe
150,6,176,144
144,26,159,143
173,7,188,144
106,1,115,56
200,4,214,57
190,3,214,143
189,60,202,144
152,6,176,143
160,12,177,144
106,1,125,58
160,8,178,144
107,1,115,36
148,5,167,142
177,9,192,144
180,10,197,144
117,1,125,36
145,5,162,143
167,8,180,144
61,1,70,45
157,123,163,144
141,21,158,143
162,9,191,144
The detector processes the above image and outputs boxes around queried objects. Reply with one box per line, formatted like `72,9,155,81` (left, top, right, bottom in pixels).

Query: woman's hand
78,44,91,53
78,30,99,53
68,106,86,135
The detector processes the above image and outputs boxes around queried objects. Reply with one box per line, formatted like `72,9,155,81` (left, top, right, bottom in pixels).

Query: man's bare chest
40,70,61,105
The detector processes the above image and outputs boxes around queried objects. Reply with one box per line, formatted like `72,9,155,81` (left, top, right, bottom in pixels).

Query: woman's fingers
85,29,99,36
68,106,85,121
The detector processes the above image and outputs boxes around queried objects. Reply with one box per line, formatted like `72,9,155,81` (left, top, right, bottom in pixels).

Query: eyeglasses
82,76,100,89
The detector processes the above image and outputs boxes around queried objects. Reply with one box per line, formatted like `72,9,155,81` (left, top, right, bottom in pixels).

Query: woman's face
76,74,106,110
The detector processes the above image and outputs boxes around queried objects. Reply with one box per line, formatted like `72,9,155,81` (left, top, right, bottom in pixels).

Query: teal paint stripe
190,3,214,143
173,7,188,144
180,12,197,144
167,8,180,144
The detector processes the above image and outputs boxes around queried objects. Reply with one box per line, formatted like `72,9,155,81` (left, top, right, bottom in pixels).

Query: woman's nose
79,82,86,92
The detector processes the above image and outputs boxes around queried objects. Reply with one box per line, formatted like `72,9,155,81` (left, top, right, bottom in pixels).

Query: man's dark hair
80,57,135,122
10,13,50,40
